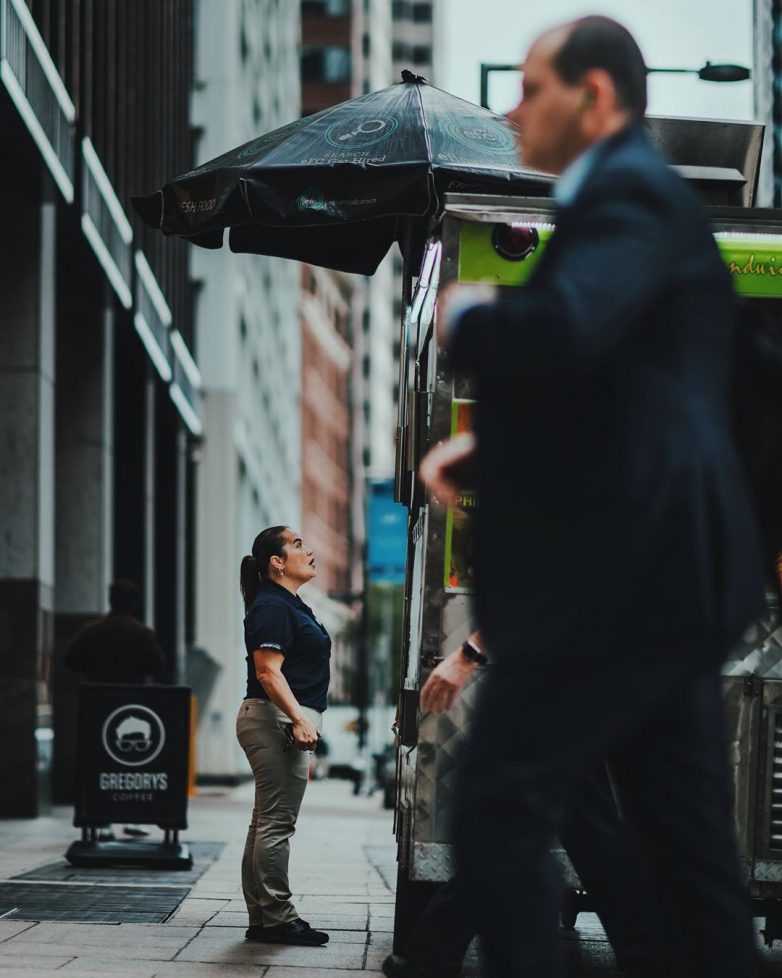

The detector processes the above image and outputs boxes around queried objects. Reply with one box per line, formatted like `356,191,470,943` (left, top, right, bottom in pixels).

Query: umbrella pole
394,221,415,504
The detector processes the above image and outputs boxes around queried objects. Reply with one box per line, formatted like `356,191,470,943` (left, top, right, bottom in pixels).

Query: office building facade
0,0,201,814
191,0,304,778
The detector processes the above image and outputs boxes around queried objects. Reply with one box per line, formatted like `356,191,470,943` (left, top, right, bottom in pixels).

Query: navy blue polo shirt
244,579,331,712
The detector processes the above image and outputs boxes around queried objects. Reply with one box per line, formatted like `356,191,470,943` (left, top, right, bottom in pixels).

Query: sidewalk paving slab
263,971,384,978
173,934,367,968
0,957,77,972
0,780,394,977
59,962,268,977
0,925,37,944
8,775,757,975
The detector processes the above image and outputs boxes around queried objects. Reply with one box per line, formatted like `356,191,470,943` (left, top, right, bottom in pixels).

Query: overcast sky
439,0,755,122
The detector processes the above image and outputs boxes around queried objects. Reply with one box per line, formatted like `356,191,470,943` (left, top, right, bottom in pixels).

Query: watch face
462,641,486,664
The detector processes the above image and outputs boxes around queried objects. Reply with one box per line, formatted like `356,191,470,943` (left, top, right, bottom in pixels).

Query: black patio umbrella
132,71,550,276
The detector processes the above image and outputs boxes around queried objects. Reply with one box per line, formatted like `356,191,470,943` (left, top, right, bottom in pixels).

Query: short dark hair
552,16,647,120
109,579,141,615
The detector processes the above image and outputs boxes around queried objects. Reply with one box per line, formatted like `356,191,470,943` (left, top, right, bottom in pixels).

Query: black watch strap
461,639,488,666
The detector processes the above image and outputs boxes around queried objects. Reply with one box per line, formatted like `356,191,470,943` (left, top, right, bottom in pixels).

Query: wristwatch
461,638,488,667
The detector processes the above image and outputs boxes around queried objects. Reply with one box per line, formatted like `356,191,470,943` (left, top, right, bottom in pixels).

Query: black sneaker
245,918,329,946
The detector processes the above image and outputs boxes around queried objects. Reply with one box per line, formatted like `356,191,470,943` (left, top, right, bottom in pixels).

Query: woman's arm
253,648,319,750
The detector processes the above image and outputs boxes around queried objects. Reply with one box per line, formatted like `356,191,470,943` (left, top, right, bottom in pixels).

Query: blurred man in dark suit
421,16,765,978
65,579,169,684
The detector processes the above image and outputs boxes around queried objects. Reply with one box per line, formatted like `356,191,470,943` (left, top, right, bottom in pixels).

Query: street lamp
329,589,370,750
651,62,751,83
479,60,751,110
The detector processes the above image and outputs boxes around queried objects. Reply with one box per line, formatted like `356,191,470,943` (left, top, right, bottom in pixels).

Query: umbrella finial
401,69,427,84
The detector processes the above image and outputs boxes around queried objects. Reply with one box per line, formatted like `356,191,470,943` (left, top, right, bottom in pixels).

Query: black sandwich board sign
66,684,192,868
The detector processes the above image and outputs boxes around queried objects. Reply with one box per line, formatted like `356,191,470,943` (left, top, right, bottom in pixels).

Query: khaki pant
236,698,323,927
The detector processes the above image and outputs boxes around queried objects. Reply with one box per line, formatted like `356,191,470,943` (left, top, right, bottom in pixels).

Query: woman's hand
419,432,476,508
420,648,477,715
292,715,319,751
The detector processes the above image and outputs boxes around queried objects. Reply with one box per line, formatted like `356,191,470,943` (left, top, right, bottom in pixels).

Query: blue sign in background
367,479,407,583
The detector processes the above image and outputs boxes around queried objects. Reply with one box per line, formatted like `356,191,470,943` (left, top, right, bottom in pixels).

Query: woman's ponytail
240,554,261,612
241,526,289,612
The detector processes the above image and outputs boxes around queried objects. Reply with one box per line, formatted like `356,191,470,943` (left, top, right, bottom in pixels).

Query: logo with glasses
444,119,517,156
102,705,166,767
325,116,398,149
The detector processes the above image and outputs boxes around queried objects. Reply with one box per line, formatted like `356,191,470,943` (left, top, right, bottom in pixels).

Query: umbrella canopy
132,71,551,275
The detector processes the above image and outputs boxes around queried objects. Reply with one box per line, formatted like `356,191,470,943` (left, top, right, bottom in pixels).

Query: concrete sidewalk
0,779,397,978
3,779,782,977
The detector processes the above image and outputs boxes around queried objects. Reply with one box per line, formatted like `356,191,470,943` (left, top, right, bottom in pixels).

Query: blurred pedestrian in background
65,579,168,684
237,525,331,947
422,15,764,978
65,578,169,839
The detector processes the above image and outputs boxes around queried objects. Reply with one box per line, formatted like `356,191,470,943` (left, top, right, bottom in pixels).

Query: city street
0,777,620,978
2,777,782,977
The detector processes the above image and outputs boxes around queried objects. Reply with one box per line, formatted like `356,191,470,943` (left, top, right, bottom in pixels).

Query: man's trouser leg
405,762,662,976
452,656,756,978
560,762,665,974
404,876,474,976
607,672,756,978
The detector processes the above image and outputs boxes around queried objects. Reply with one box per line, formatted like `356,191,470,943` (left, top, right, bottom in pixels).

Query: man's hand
420,648,477,715
292,716,319,751
419,432,476,508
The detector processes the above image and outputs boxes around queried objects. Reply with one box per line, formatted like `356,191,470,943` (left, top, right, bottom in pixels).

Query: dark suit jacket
65,612,169,683
450,124,765,666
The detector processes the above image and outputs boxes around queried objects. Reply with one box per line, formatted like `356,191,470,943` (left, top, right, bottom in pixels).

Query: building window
413,45,432,66
362,355,370,378
301,45,352,84
240,24,249,63
362,33,370,58
413,2,433,22
302,0,349,15
392,41,412,62
392,1,412,19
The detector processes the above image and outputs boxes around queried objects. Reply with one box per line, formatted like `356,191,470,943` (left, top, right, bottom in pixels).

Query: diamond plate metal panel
724,604,782,678
723,677,762,863
752,859,782,884
395,202,782,912
411,843,454,881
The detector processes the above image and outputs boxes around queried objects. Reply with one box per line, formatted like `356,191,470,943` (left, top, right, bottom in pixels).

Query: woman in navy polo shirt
237,525,332,947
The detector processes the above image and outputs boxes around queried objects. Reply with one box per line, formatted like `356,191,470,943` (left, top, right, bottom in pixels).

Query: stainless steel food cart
390,115,782,949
